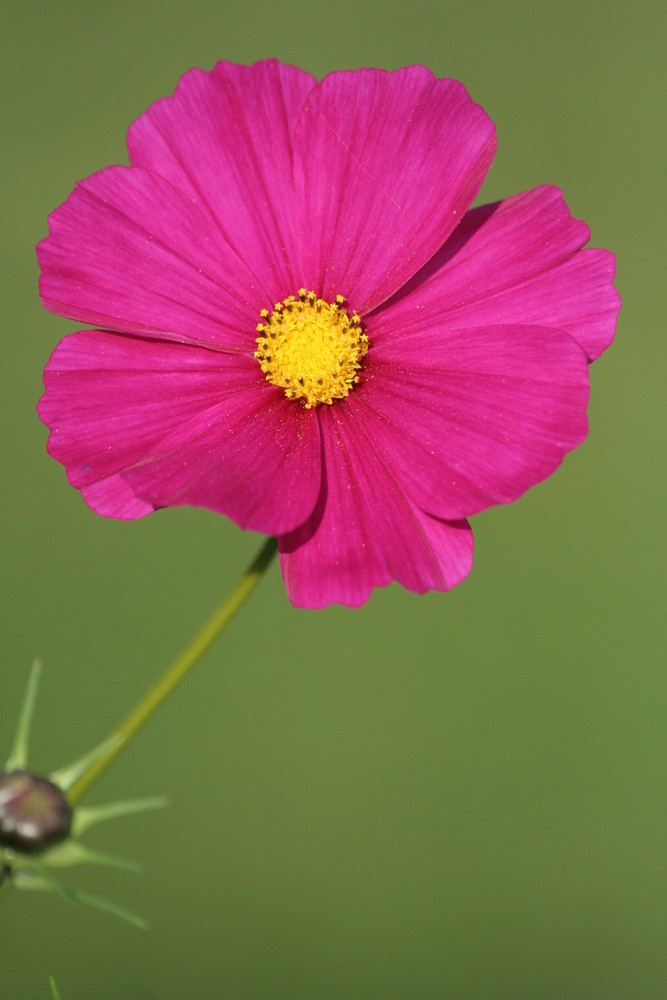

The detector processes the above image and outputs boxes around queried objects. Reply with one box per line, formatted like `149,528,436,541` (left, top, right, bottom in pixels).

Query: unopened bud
0,771,72,853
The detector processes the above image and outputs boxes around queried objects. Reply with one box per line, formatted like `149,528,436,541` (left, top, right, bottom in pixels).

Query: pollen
254,289,369,408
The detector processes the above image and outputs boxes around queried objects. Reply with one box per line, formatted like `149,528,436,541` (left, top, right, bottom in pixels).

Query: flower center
254,289,369,408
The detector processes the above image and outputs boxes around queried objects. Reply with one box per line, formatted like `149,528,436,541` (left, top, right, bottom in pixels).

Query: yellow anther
254,291,369,408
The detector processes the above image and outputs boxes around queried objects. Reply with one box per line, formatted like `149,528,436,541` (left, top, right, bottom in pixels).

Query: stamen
254,291,369,408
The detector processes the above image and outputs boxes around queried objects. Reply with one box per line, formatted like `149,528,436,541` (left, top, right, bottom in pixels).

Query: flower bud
0,770,72,853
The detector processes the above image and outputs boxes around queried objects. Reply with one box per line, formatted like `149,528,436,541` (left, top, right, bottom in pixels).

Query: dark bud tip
0,771,72,853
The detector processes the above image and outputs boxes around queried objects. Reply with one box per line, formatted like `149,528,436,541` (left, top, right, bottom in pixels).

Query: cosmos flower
37,60,619,608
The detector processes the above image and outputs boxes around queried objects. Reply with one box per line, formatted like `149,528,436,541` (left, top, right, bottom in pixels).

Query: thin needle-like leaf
50,734,122,792
13,869,148,929
40,841,141,872
73,796,168,837
5,660,42,771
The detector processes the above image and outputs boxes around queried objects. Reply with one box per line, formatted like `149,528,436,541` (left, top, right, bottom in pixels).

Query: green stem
66,536,278,806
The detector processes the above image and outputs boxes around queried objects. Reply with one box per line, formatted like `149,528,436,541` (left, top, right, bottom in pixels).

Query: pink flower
37,60,619,608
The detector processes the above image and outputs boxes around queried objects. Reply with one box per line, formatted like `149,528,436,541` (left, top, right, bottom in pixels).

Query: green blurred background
2,1,664,996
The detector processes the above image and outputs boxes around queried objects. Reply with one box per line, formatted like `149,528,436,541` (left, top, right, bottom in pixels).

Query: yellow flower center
254,289,369,408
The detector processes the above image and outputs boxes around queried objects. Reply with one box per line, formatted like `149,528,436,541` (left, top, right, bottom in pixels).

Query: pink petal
373,186,619,360
127,59,317,298
38,166,263,349
452,249,618,361
38,330,321,533
293,66,496,314
357,324,590,520
279,404,474,608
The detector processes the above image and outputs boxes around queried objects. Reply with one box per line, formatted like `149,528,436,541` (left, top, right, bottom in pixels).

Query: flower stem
66,536,278,806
